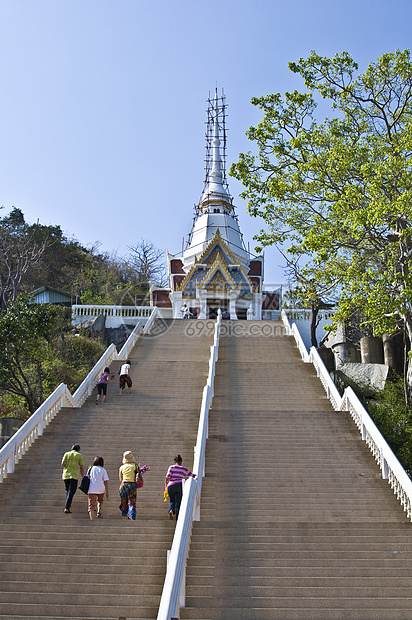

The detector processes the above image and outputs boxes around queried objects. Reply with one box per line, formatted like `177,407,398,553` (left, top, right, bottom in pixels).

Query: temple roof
178,229,253,300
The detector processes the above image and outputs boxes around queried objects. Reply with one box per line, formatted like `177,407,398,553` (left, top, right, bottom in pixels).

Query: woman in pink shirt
165,454,196,521
96,367,113,405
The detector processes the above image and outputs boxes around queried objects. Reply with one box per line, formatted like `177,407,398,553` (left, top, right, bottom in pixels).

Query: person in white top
181,303,191,319
118,360,132,395
87,456,109,520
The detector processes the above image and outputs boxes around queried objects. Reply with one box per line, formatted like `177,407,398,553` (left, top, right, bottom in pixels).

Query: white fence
281,309,412,520
0,307,158,483
157,310,222,620
72,304,153,328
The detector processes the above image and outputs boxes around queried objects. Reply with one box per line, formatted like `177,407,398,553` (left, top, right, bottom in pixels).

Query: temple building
151,89,266,319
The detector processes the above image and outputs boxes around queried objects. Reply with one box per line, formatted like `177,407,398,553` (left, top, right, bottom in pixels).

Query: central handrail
157,310,222,620
281,309,412,520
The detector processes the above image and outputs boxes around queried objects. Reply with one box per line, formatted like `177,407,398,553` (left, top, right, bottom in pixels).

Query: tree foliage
0,210,167,417
282,254,337,346
0,294,105,415
0,207,47,309
0,208,167,307
231,49,412,404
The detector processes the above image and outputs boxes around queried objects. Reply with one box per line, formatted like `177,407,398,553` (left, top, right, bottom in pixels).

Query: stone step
186,575,412,587
180,607,412,620
0,553,169,567
0,581,164,595
183,595,412,610
0,570,166,583
185,584,412,598
0,602,158,618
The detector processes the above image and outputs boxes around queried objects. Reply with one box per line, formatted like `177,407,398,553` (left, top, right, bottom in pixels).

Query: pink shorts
88,493,104,513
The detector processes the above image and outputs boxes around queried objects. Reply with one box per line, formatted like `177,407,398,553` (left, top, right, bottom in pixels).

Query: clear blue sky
1,0,411,284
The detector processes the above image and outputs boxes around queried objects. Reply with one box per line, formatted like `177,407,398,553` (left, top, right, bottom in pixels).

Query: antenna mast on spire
200,88,233,212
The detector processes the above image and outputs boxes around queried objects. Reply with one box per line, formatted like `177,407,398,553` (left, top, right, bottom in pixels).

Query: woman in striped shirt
165,454,196,521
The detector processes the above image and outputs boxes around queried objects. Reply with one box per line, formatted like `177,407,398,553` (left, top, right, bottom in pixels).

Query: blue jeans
64,478,78,511
168,482,182,520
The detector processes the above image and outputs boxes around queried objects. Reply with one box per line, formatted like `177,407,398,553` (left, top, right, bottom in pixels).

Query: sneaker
64,509,71,514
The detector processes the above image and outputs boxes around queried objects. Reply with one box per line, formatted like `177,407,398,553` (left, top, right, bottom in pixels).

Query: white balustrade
281,309,412,520
72,304,152,318
0,309,158,483
71,304,154,328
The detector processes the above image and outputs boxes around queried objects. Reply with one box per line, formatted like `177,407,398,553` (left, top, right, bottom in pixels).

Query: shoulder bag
79,467,92,494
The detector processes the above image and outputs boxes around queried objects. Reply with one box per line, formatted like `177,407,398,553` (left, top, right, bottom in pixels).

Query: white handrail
0,309,158,483
0,383,74,481
142,305,159,335
71,343,119,407
118,322,144,361
157,309,222,620
281,309,412,520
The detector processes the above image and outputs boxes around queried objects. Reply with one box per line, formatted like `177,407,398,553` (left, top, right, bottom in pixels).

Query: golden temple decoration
198,229,237,266
199,253,238,292
176,229,256,299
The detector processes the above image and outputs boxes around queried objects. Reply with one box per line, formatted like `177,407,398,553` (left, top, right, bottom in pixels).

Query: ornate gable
177,229,254,299
199,253,236,292
199,228,237,266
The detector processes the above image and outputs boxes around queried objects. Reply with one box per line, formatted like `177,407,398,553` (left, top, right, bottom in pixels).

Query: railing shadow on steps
156,309,222,620
281,309,412,521
0,307,159,483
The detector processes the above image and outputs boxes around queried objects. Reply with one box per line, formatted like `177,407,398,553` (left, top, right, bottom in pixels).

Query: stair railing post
194,445,205,479
38,411,44,437
179,564,186,609
381,450,389,479
7,444,16,474
193,485,200,521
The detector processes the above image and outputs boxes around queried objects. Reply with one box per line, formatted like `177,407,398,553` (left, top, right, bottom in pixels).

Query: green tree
0,294,105,414
0,207,47,309
0,207,92,305
0,294,65,412
282,254,337,347
231,49,412,404
23,223,90,295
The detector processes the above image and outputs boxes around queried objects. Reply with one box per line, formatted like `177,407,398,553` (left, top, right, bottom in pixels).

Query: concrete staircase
0,319,212,620
180,321,412,620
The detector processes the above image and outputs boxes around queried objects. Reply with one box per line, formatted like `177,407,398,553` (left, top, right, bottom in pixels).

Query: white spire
183,88,250,268
200,89,232,212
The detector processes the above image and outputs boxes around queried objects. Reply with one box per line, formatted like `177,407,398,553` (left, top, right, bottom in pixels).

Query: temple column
253,293,263,320
197,289,207,319
229,290,238,320
170,291,183,319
